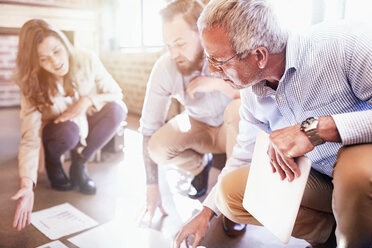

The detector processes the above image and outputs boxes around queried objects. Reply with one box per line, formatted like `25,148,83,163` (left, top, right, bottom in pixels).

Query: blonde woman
11,19,127,230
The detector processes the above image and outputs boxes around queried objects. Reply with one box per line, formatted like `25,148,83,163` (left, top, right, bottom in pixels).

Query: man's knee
333,144,372,213
223,99,240,125
215,166,250,223
147,116,192,165
147,132,169,164
333,144,372,247
217,168,246,203
333,144,372,198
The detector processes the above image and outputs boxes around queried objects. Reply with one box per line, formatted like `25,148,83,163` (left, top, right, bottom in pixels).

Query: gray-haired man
174,0,372,247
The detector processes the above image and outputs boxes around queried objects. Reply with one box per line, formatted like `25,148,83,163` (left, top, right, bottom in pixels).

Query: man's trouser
148,99,240,176
215,143,372,248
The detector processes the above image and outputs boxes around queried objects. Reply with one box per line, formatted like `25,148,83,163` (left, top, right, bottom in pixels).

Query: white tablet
243,131,311,243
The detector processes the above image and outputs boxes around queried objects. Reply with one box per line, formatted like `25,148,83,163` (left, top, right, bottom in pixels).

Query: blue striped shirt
234,21,372,177
204,21,372,214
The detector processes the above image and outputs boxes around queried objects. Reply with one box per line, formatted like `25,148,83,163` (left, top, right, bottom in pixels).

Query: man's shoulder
287,21,364,64
148,53,183,92
153,53,178,73
296,21,369,45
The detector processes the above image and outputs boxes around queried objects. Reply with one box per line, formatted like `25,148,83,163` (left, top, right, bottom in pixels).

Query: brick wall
0,35,20,107
100,51,183,119
100,51,161,115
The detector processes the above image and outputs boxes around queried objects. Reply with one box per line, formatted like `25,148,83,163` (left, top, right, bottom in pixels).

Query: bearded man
138,0,241,227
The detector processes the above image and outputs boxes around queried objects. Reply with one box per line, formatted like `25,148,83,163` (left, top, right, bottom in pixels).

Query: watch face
301,117,317,130
300,117,324,146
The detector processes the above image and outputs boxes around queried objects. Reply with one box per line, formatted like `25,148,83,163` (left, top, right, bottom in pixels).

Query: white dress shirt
140,53,232,136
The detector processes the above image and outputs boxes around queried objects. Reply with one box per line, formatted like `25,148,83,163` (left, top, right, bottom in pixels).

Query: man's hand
138,184,168,227
11,177,34,231
268,117,340,181
186,76,222,99
186,76,240,99
173,207,214,248
54,96,92,123
268,124,314,182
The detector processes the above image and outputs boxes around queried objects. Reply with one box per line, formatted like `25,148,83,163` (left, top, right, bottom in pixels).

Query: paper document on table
36,240,69,248
243,131,311,243
31,203,98,240
68,221,171,248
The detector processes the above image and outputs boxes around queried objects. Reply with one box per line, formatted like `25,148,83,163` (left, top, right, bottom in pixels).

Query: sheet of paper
31,203,98,240
243,131,311,243
36,240,69,248
68,221,171,248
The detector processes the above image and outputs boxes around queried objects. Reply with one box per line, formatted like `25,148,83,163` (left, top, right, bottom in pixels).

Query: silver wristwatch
300,117,325,146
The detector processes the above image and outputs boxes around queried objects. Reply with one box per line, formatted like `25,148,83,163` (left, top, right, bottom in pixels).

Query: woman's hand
11,177,34,231
54,96,93,123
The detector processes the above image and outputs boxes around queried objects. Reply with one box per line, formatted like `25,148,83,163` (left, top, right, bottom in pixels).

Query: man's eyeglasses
205,50,239,70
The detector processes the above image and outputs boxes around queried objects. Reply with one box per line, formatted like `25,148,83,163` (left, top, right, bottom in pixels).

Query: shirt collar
252,80,276,97
201,58,210,76
284,32,300,72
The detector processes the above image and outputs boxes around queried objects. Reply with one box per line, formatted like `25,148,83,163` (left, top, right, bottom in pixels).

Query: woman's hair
160,0,204,31
198,0,288,54
15,19,80,110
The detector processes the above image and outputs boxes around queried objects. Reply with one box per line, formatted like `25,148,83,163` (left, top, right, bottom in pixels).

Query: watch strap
305,128,325,146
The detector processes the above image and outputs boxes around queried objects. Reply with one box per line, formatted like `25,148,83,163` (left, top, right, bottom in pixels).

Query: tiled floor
0,107,309,248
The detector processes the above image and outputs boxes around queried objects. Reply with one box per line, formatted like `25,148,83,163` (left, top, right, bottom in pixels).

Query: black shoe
222,216,247,237
187,155,213,199
69,151,96,195
45,155,73,191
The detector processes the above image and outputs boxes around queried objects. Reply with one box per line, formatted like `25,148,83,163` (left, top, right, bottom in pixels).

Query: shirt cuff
331,110,372,145
202,186,221,216
20,175,37,188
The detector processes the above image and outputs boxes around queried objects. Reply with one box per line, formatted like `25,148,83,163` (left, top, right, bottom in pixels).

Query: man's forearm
142,136,159,184
318,116,341,142
201,206,216,221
